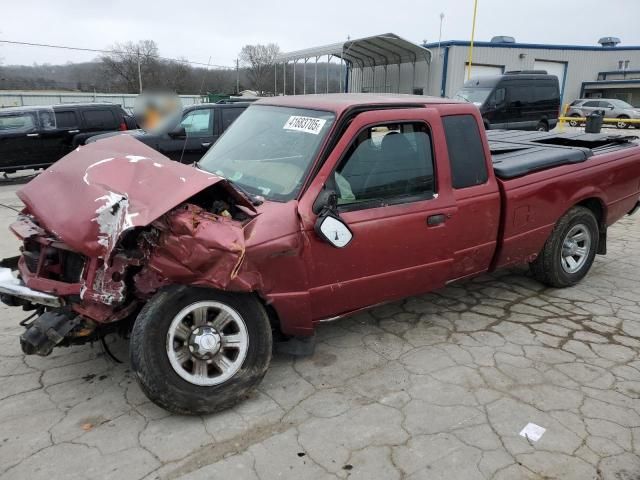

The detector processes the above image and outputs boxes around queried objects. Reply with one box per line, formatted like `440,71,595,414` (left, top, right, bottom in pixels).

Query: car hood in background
18,136,254,258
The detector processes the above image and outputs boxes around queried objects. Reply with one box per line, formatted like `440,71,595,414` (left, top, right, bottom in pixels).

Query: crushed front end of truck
0,136,259,357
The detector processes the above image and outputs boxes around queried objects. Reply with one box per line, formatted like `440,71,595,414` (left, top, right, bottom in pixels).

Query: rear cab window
442,115,489,189
334,122,436,210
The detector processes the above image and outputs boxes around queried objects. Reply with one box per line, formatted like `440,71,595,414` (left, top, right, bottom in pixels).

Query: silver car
566,98,640,129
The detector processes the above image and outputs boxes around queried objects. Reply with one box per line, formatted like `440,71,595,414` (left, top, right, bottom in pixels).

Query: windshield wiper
196,163,263,206
227,178,264,206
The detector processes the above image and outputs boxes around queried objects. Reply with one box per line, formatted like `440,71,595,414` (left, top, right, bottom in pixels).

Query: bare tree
239,43,280,94
101,40,160,93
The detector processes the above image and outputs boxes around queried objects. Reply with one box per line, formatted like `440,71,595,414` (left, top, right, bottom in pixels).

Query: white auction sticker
283,116,327,135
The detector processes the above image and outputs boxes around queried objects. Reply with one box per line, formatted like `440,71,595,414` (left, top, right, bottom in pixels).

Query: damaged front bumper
0,266,62,308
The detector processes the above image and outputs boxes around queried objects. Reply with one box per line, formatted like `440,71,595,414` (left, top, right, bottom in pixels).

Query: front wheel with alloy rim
530,206,599,288
130,286,272,415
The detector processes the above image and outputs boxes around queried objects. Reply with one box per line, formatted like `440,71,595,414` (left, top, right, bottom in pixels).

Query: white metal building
426,37,640,105
278,34,640,106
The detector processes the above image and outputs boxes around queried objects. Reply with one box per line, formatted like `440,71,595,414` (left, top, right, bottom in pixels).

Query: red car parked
2,94,640,414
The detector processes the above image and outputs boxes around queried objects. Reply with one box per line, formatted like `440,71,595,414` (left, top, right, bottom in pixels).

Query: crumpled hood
18,135,254,258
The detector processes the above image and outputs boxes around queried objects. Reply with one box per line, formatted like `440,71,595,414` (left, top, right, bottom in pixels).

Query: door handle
201,142,212,148
68,129,80,134
427,214,447,226
26,133,40,138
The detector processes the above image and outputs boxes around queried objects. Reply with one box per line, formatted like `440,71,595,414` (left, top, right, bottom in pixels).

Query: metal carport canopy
276,33,432,67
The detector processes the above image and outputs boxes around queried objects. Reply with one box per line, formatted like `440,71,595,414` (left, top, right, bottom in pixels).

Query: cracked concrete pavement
0,179,639,479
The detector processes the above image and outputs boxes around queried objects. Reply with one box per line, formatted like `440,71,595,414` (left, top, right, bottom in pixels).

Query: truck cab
454,71,560,131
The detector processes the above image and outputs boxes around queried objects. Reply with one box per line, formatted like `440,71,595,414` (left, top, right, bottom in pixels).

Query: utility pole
236,58,239,95
137,48,143,93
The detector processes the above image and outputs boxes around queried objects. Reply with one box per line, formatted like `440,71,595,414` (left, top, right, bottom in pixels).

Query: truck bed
488,130,638,179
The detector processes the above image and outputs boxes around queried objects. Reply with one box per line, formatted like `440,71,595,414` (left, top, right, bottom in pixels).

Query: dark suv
86,102,249,164
0,103,135,173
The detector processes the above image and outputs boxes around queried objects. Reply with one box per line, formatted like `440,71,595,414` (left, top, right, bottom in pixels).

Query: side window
443,115,489,189
334,122,435,207
180,109,213,137
83,109,118,129
583,101,600,108
494,88,506,105
508,85,531,104
533,85,557,104
0,113,36,133
39,111,56,130
598,101,612,109
54,111,78,129
221,108,243,131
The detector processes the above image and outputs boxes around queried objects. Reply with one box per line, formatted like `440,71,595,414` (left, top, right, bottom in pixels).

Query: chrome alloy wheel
166,301,249,386
560,224,592,274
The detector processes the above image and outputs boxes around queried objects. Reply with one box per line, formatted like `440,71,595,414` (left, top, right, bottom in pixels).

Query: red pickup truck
2,94,640,414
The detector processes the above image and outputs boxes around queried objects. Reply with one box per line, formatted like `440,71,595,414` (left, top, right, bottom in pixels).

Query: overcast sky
1,0,639,67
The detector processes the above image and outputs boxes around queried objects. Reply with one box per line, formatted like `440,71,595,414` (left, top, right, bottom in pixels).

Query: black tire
130,285,272,415
536,120,549,132
568,114,580,127
616,116,630,129
530,206,599,288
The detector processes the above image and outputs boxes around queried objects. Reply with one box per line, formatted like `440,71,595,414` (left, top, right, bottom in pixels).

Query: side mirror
168,125,186,138
312,189,353,248
315,214,353,248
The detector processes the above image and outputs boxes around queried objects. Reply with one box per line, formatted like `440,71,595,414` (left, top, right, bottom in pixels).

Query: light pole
438,12,445,55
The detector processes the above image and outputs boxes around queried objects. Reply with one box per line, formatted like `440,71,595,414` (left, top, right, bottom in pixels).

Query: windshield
454,87,493,105
198,105,335,201
609,99,634,109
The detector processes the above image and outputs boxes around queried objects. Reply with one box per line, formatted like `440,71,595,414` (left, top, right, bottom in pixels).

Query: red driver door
298,108,457,321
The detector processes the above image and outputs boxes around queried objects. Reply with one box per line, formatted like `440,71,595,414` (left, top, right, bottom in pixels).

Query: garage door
464,64,503,81
534,60,567,97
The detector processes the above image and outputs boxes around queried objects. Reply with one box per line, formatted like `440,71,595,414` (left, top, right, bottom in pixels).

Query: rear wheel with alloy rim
530,206,599,287
130,286,272,415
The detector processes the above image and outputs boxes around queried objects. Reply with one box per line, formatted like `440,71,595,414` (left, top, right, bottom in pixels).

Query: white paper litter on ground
519,423,546,442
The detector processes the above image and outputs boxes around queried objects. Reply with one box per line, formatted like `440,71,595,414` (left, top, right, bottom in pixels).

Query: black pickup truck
85,102,250,164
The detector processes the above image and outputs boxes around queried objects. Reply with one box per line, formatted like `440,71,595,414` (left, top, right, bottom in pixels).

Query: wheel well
257,295,286,340
576,197,607,254
617,114,630,119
